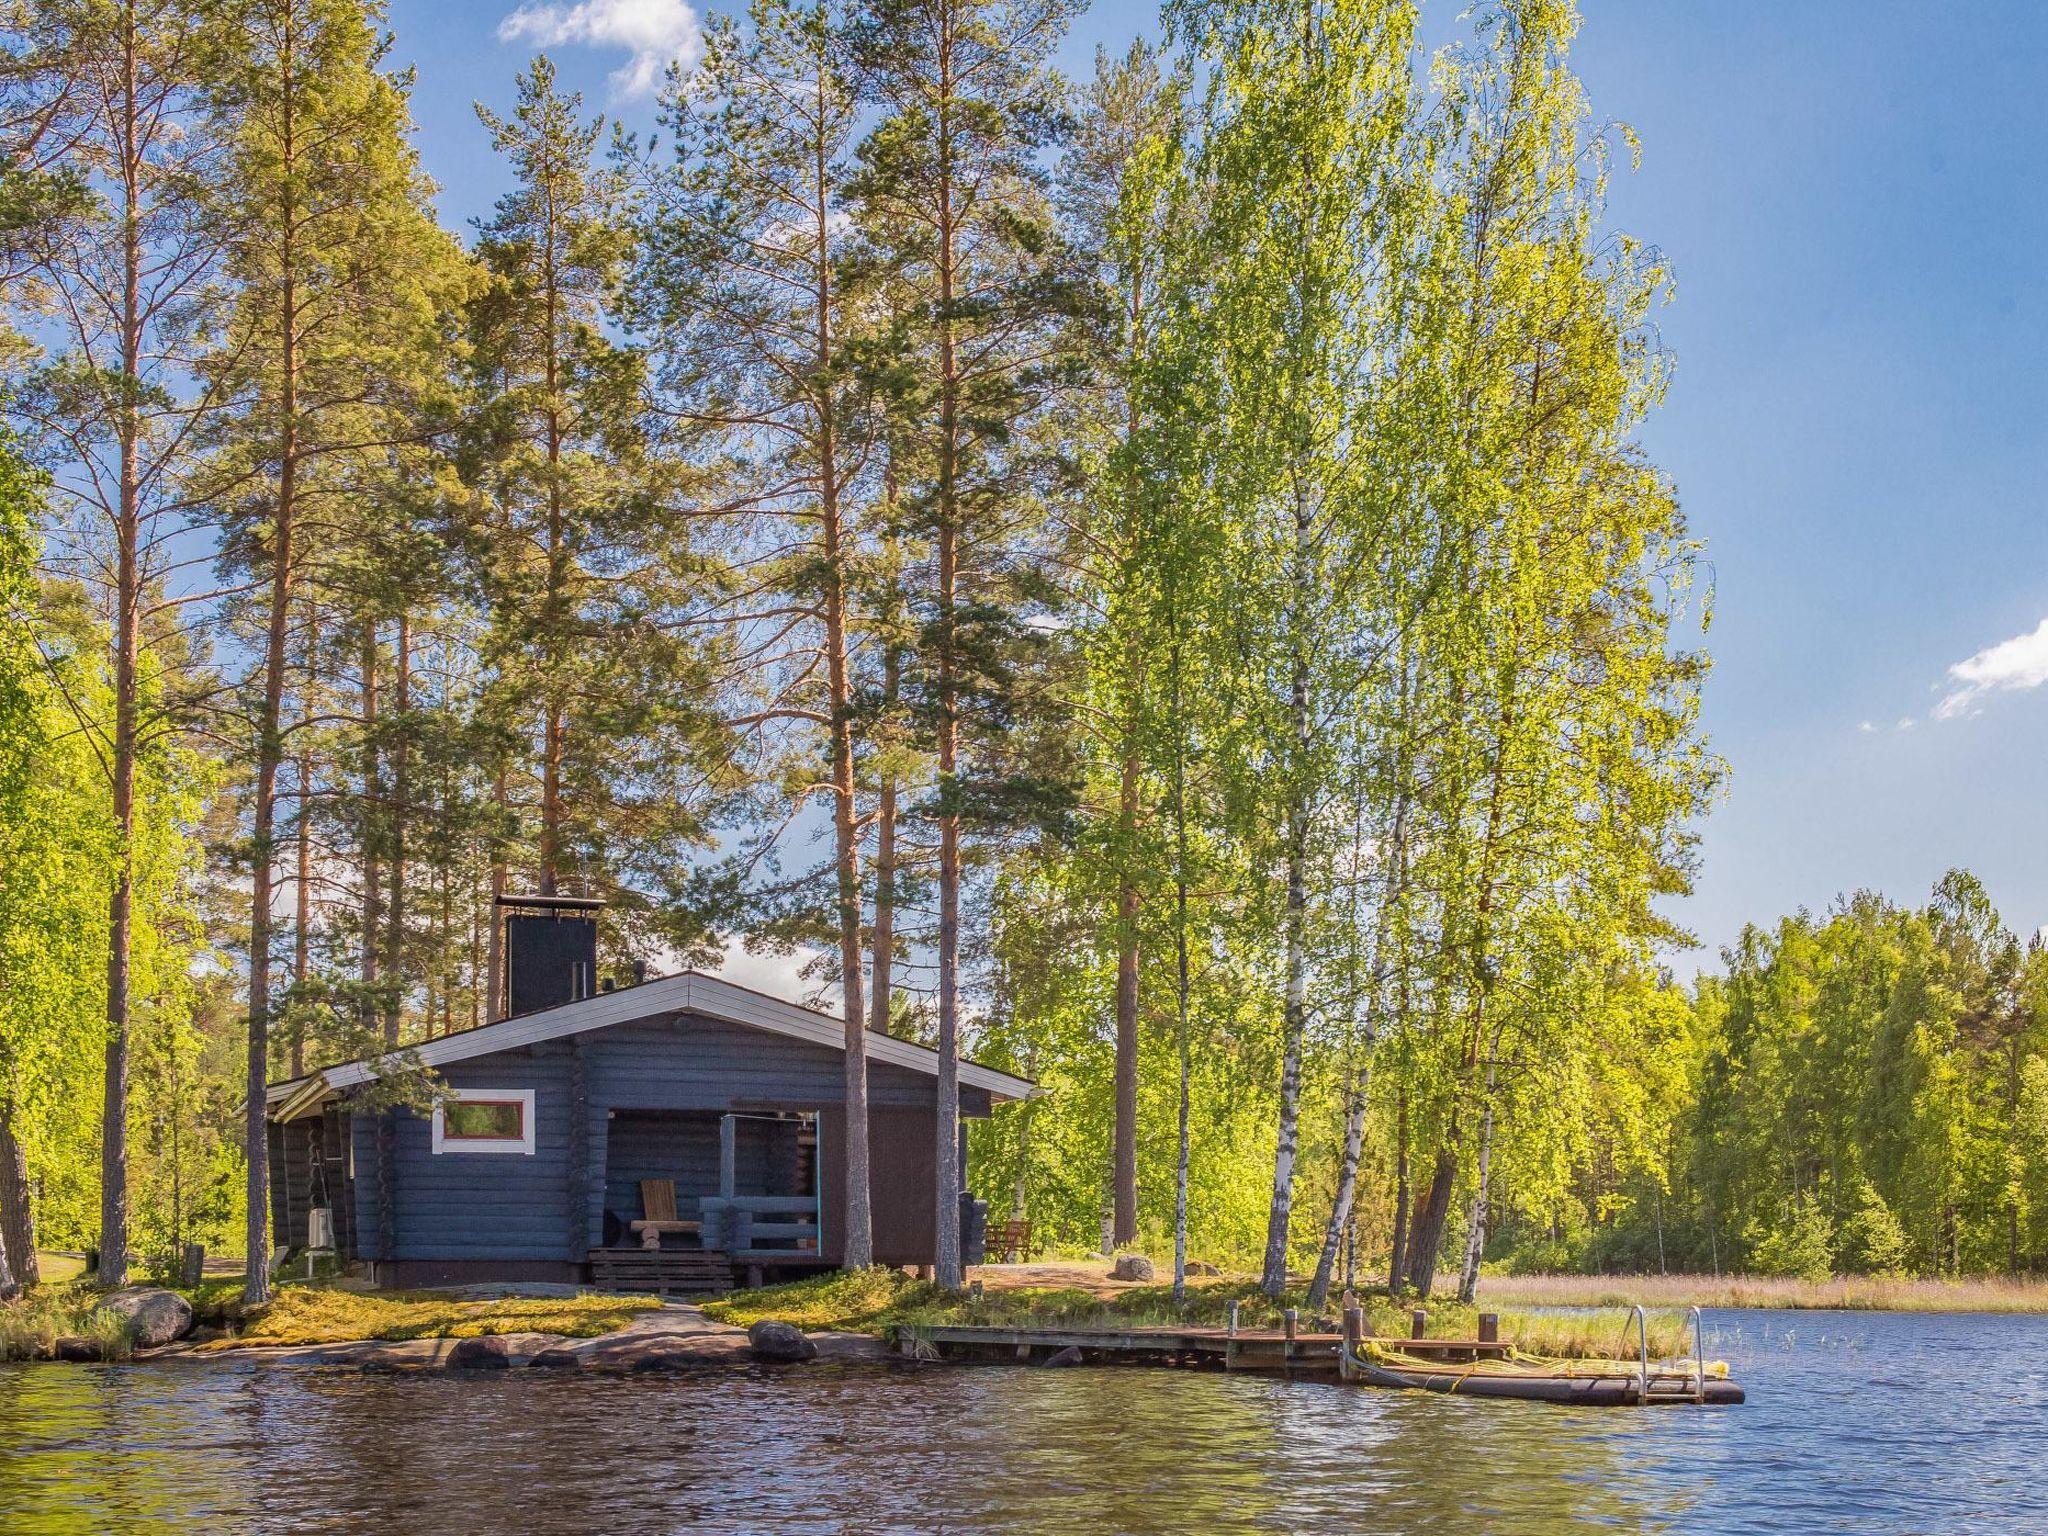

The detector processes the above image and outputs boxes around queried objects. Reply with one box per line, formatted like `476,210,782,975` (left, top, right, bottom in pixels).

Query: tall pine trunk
485,772,506,1019
289,632,315,1077
98,1,151,1290
930,13,964,1291
359,628,381,1028
812,103,871,1268
242,8,308,1305
382,614,409,1047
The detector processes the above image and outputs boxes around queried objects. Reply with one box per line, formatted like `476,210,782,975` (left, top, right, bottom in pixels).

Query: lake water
0,1309,2041,1533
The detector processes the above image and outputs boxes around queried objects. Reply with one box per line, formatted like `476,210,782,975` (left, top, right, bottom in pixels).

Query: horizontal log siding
344,1007,989,1264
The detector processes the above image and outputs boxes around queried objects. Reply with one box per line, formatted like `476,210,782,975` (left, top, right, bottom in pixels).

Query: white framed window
431,1088,536,1155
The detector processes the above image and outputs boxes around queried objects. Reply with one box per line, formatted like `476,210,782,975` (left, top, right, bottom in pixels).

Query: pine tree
200,0,471,1303
13,0,229,1288
634,0,881,1265
469,57,724,953
851,0,1083,1287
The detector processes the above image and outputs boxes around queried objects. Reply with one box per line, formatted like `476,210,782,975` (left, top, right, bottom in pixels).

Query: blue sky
390,0,2048,968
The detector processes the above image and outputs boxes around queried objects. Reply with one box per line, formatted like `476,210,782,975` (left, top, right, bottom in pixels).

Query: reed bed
1473,1271,2048,1314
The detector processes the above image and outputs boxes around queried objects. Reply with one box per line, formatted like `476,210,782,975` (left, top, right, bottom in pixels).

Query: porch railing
700,1195,820,1254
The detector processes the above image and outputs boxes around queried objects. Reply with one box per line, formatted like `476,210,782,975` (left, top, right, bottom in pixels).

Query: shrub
1749,1196,1834,1282
1838,1182,1912,1277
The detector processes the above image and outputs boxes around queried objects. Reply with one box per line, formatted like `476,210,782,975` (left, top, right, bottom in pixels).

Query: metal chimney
495,893,604,1019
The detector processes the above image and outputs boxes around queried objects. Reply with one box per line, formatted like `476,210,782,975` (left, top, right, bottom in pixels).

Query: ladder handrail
1624,1304,1649,1406
1690,1305,1707,1404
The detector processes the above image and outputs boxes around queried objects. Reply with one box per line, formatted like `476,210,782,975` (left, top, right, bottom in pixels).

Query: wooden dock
897,1303,1744,1407
898,1304,1508,1380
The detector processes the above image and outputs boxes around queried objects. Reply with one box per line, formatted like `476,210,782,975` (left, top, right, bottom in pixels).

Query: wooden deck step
588,1247,734,1296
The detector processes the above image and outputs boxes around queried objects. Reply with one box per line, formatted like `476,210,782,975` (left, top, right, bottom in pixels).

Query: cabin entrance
593,1109,822,1291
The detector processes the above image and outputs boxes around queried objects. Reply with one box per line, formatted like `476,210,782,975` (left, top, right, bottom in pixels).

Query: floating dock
897,1302,1743,1407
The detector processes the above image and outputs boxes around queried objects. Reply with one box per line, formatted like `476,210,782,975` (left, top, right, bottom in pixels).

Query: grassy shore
0,1285,132,1362
194,1286,662,1350
703,1268,1694,1359
1475,1271,2048,1314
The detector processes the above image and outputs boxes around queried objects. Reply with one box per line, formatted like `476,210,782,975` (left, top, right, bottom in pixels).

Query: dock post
1410,1308,1427,1341
1478,1313,1498,1345
1283,1308,1297,1341
1340,1306,1363,1385
1225,1300,1239,1371
1282,1309,1298,1375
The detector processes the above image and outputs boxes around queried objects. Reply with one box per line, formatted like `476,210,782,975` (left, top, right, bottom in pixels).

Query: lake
0,1308,2041,1533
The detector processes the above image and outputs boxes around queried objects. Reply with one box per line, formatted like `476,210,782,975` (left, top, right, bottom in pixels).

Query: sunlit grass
196,1285,661,1349
703,1268,1691,1358
0,1284,133,1362
1476,1271,2048,1314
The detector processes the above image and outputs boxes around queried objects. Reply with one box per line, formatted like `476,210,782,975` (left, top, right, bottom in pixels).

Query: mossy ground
702,1267,1693,1359
193,1284,662,1349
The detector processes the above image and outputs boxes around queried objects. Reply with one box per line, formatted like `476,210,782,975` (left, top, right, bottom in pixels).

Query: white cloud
1934,616,2048,719
1858,720,1876,734
497,0,700,98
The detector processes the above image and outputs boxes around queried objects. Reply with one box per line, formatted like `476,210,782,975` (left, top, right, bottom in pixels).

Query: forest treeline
2,0,2018,1310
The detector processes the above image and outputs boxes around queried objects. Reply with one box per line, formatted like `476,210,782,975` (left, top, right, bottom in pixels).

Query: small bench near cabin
989,1218,1031,1263
630,1179,701,1251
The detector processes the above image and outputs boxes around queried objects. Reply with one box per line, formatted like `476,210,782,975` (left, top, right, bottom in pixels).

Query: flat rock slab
130,1303,889,1373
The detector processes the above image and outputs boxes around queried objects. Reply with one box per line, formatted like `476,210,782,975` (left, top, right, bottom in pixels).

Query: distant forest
5,0,2038,1306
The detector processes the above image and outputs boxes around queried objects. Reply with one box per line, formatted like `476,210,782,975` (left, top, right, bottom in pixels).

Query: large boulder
1109,1253,1156,1283
746,1319,817,1363
446,1335,512,1370
102,1287,193,1348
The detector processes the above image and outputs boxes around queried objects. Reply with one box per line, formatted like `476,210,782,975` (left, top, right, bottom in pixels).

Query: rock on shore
747,1319,817,1362
103,1287,193,1347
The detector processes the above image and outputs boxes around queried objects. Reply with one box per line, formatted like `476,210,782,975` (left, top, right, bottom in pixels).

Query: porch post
719,1113,737,1199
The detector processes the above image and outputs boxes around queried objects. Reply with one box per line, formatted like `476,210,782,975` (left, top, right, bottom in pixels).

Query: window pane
444,1100,523,1140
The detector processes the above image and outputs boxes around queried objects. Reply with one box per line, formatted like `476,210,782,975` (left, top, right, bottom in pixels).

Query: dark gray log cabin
262,971,1034,1290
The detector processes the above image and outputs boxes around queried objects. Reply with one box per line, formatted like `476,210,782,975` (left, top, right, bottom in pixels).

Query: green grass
703,1269,1692,1359
0,1284,133,1362
32,1252,88,1285
196,1284,662,1349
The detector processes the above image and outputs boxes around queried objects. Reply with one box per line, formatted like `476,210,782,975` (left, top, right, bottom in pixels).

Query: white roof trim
264,971,1037,1111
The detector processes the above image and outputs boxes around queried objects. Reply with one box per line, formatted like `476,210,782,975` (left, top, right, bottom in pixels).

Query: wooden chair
990,1218,1032,1263
629,1178,701,1250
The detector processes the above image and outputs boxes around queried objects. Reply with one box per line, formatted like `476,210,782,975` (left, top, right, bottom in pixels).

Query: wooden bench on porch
629,1178,701,1251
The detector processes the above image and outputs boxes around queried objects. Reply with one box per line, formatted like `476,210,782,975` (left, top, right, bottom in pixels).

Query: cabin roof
264,969,1037,1118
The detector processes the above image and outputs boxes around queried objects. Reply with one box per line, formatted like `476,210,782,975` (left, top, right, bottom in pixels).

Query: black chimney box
496,894,603,1019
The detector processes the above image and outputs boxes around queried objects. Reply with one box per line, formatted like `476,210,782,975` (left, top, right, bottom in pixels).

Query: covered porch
592,1108,825,1293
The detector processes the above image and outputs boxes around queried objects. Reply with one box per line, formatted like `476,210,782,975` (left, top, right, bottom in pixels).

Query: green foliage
1749,1195,1834,1283
1839,1181,1911,1278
